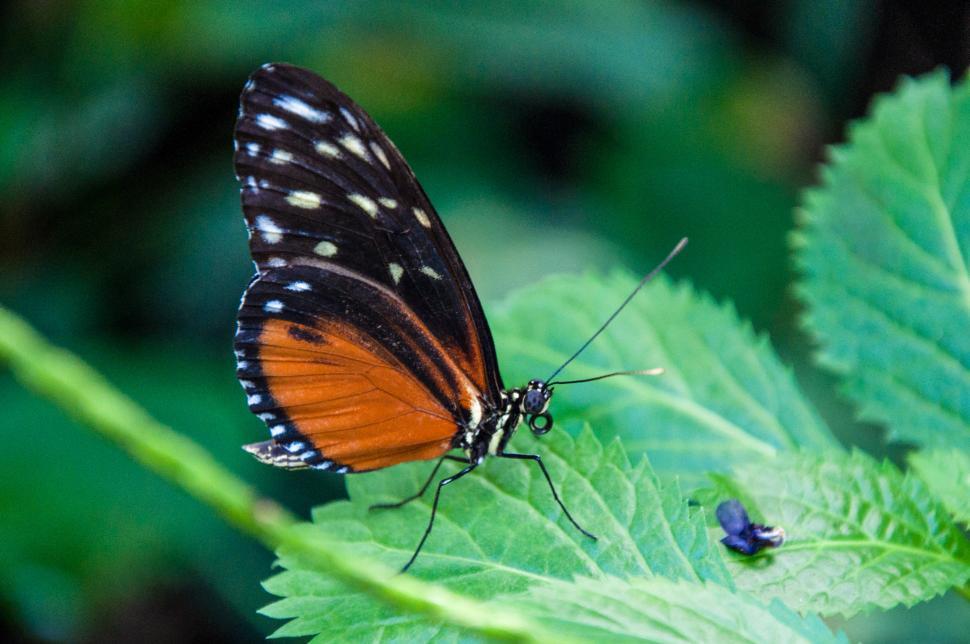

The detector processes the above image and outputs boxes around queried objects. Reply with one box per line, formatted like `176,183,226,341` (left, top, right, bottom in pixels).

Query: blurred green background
1,1,967,641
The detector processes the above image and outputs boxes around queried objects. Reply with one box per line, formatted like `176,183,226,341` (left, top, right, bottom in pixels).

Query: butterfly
716,499,786,556
233,63,685,571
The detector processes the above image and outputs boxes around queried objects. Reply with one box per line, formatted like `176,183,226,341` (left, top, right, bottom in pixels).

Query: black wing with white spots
233,63,503,400
234,64,502,442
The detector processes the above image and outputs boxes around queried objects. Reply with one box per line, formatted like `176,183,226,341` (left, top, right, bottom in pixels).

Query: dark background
1,2,968,642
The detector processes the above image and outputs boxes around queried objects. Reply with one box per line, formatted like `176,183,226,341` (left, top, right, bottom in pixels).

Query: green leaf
909,448,970,526
490,271,838,486
709,450,970,617
516,576,847,643
261,428,732,639
794,70,970,450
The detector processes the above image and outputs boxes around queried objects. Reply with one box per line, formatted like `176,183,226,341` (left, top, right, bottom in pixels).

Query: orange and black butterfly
233,63,685,570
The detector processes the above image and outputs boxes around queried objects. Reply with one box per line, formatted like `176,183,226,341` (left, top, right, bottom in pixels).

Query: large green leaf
794,70,970,450
909,448,970,526
516,576,846,643
708,450,970,617
261,428,732,639
490,272,838,486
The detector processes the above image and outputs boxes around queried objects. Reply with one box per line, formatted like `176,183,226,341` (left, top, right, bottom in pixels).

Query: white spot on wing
413,207,431,228
388,262,404,284
312,461,333,471
266,257,287,267
314,140,341,158
270,149,293,165
259,413,276,422
378,197,397,209
347,193,378,218
286,190,321,209
270,424,286,437
256,114,288,130
336,466,349,474
264,300,284,313
247,394,262,406
284,441,306,454
419,265,443,280
286,281,311,292
313,241,338,257
340,107,360,131
254,215,283,243
370,142,390,169
299,450,318,461
246,142,260,156
338,134,368,160
274,95,330,123
239,379,255,389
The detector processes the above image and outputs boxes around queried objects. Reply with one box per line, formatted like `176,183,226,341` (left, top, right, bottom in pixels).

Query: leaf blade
492,272,838,485
795,70,970,449
709,450,970,617
263,428,733,639
909,448,970,526
516,576,847,644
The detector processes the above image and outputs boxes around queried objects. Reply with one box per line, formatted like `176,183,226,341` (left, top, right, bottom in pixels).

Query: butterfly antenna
545,237,688,383
549,367,664,386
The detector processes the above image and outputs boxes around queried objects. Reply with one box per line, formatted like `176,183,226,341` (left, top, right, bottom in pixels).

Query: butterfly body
460,379,552,464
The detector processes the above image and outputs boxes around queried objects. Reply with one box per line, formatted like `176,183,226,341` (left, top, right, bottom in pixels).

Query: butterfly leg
498,452,598,541
401,461,477,573
369,455,470,511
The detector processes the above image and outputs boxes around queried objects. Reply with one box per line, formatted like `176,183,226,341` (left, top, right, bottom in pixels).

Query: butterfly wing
236,264,485,472
233,63,500,471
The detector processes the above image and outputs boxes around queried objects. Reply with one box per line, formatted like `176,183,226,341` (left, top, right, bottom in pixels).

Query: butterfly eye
523,388,549,415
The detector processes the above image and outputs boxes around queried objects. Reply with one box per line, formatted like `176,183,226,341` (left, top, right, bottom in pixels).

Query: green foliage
710,450,970,617
517,577,847,644
261,428,740,640
794,70,970,450
491,273,838,486
909,448,970,526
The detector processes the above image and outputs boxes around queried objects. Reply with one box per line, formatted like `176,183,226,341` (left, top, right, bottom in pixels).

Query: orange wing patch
258,317,457,472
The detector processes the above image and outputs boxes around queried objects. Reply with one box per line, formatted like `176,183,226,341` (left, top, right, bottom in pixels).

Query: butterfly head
522,379,554,435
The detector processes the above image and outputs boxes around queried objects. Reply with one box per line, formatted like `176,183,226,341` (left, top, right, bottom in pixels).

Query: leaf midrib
872,97,970,311
754,474,967,565
779,539,967,566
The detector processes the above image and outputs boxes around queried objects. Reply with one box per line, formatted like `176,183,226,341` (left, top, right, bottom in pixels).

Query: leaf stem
0,306,558,642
